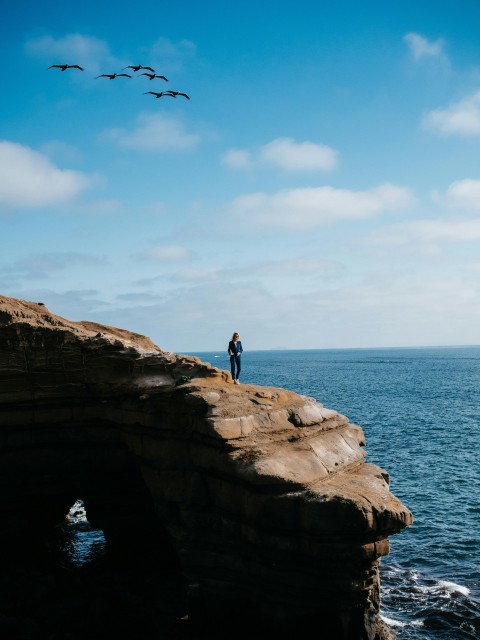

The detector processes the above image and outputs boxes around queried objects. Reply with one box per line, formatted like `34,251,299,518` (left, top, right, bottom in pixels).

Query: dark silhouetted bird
124,65,155,73
143,91,174,98
165,91,190,100
48,64,84,71
140,73,169,81
96,73,132,79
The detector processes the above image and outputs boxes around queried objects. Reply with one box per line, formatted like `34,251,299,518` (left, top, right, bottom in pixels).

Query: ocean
64,346,480,639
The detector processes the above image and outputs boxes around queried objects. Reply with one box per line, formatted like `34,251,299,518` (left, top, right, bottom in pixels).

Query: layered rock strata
0,295,412,639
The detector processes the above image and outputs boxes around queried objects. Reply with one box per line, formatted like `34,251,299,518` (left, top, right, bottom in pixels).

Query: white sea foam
381,615,424,629
415,578,470,597
438,580,470,596
411,620,424,627
381,615,406,628
66,499,88,524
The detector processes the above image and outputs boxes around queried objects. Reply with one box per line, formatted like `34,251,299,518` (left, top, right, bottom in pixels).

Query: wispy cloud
239,258,346,279
363,178,480,253
404,32,446,61
423,91,480,135
25,33,120,75
465,261,480,273
406,218,480,243
71,199,125,215
165,267,221,283
115,291,164,303
222,137,338,172
366,216,480,254
0,141,92,210
165,258,347,284
223,183,415,231
148,37,197,73
146,202,170,215
7,289,110,320
0,252,107,281
135,245,194,262
104,112,200,151
83,269,480,351
444,179,480,212
40,140,83,164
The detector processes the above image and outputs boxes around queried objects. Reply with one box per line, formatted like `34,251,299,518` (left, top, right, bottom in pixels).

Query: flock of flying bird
47,63,190,100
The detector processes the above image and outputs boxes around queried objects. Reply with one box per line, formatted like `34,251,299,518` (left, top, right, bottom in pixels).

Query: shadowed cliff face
0,295,412,639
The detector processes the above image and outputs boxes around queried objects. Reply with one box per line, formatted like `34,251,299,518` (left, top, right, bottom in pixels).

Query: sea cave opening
0,443,187,640
58,499,106,566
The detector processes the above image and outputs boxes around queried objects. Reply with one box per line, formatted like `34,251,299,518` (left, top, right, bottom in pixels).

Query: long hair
231,332,240,342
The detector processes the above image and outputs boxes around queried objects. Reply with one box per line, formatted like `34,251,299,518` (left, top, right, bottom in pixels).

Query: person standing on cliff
228,332,243,384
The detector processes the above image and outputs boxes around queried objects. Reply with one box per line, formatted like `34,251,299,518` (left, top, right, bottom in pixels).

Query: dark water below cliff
193,346,479,640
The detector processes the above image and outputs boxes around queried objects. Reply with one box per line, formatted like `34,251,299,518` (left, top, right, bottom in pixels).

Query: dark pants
230,355,241,380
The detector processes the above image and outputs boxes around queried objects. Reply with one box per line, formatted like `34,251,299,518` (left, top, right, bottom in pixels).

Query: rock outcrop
0,295,412,639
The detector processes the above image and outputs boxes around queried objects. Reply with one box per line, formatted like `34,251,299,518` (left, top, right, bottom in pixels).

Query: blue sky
2,0,480,351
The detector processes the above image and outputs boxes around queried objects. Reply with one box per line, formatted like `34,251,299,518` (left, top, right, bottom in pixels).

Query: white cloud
423,91,480,135
76,269,480,351
115,292,162,303
148,37,196,72
8,289,110,321
0,252,107,284
466,261,480,273
40,140,82,164
241,258,346,279
260,138,338,171
408,218,480,242
366,215,480,255
105,113,200,151
72,199,124,215
165,258,346,285
224,183,414,230
222,148,252,169
404,32,445,60
0,141,91,209
168,267,222,282
137,245,194,262
17,253,106,278
222,137,338,172
445,179,480,212
25,33,119,75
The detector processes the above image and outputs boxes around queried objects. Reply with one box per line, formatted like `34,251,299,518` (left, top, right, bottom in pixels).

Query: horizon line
180,344,480,354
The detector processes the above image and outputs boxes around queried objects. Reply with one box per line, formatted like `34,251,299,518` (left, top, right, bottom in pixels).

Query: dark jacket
228,340,243,356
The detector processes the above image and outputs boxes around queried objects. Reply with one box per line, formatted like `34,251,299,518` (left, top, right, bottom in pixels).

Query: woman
228,332,243,384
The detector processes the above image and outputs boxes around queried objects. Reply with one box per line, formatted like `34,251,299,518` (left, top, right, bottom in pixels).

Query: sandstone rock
0,295,412,639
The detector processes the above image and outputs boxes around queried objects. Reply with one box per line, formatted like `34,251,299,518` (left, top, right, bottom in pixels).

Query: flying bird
96,73,132,79
165,90,190,100
124,65,155,73
143,91,174,98
48,64,84,71
140,73,169,81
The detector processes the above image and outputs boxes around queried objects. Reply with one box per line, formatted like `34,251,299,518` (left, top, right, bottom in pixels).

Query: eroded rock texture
0,295,412,639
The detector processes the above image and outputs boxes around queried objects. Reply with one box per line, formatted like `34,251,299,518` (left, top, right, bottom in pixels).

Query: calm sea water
66,347,480,639
187,347,480,639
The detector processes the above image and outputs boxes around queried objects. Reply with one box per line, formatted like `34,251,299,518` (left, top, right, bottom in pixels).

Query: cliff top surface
0,295,160,353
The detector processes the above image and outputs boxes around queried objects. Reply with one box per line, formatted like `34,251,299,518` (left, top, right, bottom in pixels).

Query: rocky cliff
0,295,412,639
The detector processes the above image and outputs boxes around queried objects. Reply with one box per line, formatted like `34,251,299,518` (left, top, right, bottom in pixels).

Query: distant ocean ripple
189,347,480,640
